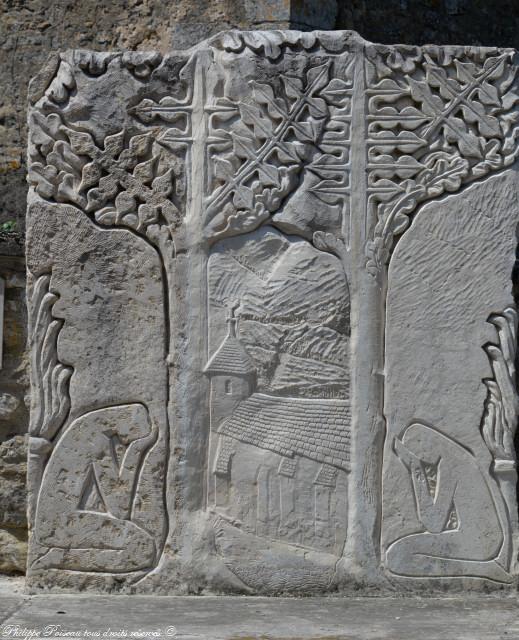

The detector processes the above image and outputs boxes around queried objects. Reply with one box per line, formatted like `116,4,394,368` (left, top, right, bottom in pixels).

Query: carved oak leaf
366,154,469,274
46,60,76,105
121,51,162,79
370,130,427,155
312,231,348,264
213,156,237,184
369,154,424,181
29,122,88,208
93,165,180,235
424,62,502,138
387,49,421,74
408,77,484,159
217,30,319,61
250,83,286,123
205,62,335,242
365,49,519,275
319,78,353,106
416,154,470,197
206,166,300,243
73,51,115,77
501,84,519,112
369,48,422,79
29,114,182,246
238,102,274,140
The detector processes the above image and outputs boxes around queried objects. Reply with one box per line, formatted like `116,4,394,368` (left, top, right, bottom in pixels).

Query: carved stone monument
26,30,519,594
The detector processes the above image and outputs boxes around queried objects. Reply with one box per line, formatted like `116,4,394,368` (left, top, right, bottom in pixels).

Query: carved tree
365,47,519,274
27,51,187,573
203,62,343,242
26,37,519,587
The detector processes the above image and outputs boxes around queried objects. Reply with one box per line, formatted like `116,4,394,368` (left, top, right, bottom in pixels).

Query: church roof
218,393,350,471
204,334,256,376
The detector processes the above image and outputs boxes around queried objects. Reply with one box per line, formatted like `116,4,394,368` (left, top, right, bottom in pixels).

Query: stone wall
1,0,519,575
0,248,27,574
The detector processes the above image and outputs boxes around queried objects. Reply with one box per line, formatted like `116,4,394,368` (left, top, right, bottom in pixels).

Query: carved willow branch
481,308,519,463
29,274,72,443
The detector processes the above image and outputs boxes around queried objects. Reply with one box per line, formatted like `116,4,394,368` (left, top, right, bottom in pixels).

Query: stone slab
2,594,519,640
26,29,519,594
0,601,24,628
0,577,26,625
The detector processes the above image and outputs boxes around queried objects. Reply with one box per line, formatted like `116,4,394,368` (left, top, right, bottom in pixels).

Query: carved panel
26,31,519,593
382,171,519,586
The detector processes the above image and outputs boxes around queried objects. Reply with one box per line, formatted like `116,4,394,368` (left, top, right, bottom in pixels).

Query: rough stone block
26,30,519,594
0,435,27,529
0,528,27,575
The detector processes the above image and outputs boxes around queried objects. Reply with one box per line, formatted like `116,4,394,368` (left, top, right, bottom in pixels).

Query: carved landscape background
2,0,519,576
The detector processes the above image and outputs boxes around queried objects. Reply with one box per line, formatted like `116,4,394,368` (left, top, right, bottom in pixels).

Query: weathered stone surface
3,1,519,582
2,590,519,639
0,433,27,574
26,30,519,594
0,435,27,529
0,0,334,583
0,0,337,244
0,254,29,573
383,172,519,585
0,529,27,575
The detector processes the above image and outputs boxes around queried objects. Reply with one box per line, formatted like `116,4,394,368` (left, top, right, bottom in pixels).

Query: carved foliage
28,114,184,250
215,30,321,61
213,30,354,61
482,308,519,462
365,48,519,274
29,274,72,444
205,58,354,244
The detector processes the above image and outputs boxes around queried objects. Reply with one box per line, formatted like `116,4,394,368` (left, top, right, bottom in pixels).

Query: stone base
0,580,518,640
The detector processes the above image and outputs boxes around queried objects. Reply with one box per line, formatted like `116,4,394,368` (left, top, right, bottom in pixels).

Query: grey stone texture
4,1,519,239
0,0,337,239
3,0,519,578
26,29,519,594
0,0,338,577
1,587,518,639
0,253,28,574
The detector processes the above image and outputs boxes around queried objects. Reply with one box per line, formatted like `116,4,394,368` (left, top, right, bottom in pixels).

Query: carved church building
204,307,350,556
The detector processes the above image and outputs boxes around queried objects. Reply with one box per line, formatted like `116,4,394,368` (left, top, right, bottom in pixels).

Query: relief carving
204,225,350,590
204,57,353,245
26,31,519,594
388,423,512,582
482,308,519,570
28,274,72,524
33,404,159,574
29,120,183,248
365,47,519,273
28,275,71,443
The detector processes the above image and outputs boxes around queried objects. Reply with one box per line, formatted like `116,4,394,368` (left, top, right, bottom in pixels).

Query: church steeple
226,301,239,339
204,301,256,378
